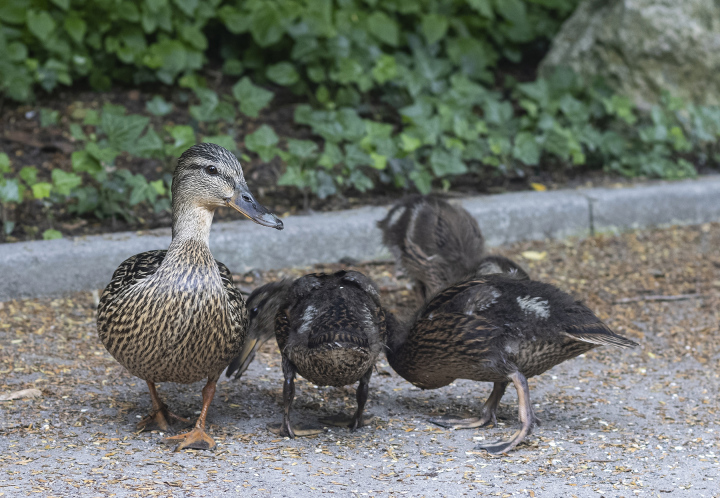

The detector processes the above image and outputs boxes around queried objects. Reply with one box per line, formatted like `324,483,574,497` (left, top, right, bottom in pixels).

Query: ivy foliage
1,0,720,240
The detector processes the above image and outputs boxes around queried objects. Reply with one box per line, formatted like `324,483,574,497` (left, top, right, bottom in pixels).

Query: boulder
540,0,720,108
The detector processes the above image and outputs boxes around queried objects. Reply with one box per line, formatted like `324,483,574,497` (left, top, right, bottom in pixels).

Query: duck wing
99,250,167,306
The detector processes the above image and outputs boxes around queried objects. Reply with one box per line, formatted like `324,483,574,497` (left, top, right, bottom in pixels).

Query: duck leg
476,371,535,454
164,379,217,452
430,382,508,429
136,381,190,432
268,357,323,437
320,367,375,430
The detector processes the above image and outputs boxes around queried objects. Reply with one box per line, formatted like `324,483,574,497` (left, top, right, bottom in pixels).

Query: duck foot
267,421,323,437
475,429,529,455
136,408,189,433
429,415,492,430
164,428,216,452
319,413,375,429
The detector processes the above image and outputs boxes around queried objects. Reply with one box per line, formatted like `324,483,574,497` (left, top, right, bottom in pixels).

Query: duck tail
565,322,639,349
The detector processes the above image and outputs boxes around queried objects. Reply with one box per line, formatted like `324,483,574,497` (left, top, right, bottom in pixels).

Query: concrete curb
1,176,719,301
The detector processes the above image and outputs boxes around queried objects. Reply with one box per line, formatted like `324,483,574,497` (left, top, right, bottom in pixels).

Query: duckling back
392,273,637,386
377,195,485,300
276,271,386,387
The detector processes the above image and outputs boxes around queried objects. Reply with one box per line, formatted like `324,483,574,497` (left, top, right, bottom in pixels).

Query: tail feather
565,323,638,349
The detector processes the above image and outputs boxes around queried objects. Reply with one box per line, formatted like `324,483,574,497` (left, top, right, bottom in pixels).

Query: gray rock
540,0,720,107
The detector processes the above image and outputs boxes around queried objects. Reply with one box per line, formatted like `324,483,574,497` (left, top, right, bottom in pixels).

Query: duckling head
173,143,283,230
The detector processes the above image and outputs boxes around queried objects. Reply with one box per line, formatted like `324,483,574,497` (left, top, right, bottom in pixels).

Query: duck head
173,143,283,230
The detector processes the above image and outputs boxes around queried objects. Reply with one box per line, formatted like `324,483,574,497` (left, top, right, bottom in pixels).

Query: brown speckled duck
273,271,387,438
386,275,638,453
381,195,638,453
97,143,283,451
225,279,293,380
377,195,487,300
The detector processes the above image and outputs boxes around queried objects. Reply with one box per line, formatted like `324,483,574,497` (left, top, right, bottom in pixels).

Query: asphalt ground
1,223,719,497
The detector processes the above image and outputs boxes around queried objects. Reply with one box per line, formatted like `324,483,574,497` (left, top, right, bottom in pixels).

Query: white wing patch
516,296,550,319
297,305,317,334
387,206,406,227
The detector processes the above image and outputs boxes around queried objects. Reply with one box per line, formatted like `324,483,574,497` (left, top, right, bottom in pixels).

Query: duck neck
168,201,216,253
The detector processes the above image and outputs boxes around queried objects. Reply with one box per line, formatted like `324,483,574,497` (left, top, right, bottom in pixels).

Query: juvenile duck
225,279,293,380
97,143,283,451
377,195,486,300
274,271,387,438
386,274,638,453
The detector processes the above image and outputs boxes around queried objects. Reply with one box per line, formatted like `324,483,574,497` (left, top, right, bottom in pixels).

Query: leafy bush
1,0,719,241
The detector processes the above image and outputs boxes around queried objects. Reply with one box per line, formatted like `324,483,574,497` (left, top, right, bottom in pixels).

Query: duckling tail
565,322,639,349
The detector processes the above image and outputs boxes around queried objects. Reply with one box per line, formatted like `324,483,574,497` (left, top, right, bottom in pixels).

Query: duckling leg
475,372,534,454
430,382,508,430
164,379,217,452
319,367,375,430
267,358,324,437
136,381,190,432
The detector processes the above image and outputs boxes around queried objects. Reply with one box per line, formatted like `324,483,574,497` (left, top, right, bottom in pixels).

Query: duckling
386,274,638,453
273,271,387,438
225,279,293,380
97,143,283,451
377,195,486,300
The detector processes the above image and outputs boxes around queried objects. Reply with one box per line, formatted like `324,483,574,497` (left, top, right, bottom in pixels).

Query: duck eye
205,165,219,176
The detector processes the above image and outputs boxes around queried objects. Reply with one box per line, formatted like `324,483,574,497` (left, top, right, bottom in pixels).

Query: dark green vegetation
1,0,720,240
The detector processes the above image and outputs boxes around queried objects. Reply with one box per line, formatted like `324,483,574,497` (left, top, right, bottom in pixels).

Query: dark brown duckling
377,195,486,300
97,143,283,451
385,273,638,454
274,270,387,438
225,279,293,380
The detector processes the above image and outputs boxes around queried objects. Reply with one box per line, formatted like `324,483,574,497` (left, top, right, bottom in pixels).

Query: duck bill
228,185,284,230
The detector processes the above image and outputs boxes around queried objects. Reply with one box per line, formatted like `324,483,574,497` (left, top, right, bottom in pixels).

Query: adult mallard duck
377,195,486,301
97,143,283,451
386,274,638,453
272,271,387,438
225,279,293,380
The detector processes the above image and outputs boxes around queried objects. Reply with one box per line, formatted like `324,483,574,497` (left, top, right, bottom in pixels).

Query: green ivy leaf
219,6,251,34
172,0,198,16
421,14,448,45
19,166,38,186
400,134,422,153
146,95,174,116
101,112,150,152
203,135,237,152
512,132,541,166
245,125,279,161
287,139,318,159
250,3,285,47
42,229,63,240
367,12,399,47
63,15,86,43
51,170,82,196
71,150,102,174
32,182,53,199
429,149,467,176
266,62,299,86
27,10,56,40
0,179,22,203
150,179,166,196
232,77,274,118
372,54,398,84
131,128,165,158
0,153,10,173
370,153,387,170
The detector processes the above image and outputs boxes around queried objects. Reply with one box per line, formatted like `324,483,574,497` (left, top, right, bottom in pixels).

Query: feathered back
377,195,485,300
